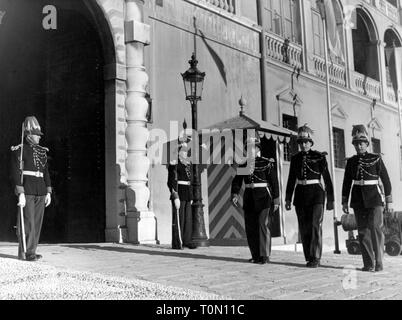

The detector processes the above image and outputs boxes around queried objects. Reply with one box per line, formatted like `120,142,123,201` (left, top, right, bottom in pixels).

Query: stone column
377,40,388,104
124,0,156,244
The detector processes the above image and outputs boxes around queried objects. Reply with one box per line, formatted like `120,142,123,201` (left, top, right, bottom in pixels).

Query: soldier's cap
351,125,369,145
297,124,314,146
23,116,43,136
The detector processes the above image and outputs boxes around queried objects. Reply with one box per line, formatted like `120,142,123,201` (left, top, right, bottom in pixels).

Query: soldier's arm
268,163,280,205
167,164,179,200
285,155,297,203
44,155,52,194
231,174,244,196
321,156,334,202
378,157,392,204
341,157,353,206
10,148,24,195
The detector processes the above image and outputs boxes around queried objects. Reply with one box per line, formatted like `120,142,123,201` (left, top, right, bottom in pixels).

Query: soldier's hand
45,193,51,207
342,203,349,214
285,201,291,211
273,204,279,212
174,198,180,210
326,201,334,211
18,193,26,208
231,195,239,207
386,202,394,215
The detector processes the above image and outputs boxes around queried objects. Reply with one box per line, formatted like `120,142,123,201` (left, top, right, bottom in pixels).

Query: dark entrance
0,0,106,243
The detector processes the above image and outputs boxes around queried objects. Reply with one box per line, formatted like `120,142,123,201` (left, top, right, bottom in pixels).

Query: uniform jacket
285,150,334,207
11,142,52,196
342,152,392,209
167,159,193,202
231,157,280,212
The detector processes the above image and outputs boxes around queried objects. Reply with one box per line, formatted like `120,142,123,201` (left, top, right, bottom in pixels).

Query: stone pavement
0,242,402,300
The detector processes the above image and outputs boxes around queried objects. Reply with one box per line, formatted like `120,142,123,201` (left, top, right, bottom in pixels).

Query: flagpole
322,13,341,255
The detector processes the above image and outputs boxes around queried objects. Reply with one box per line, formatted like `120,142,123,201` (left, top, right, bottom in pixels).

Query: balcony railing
377,0,399,23
312,55,346,87
265,32,303,69
351,72,381,100
202,0,236,14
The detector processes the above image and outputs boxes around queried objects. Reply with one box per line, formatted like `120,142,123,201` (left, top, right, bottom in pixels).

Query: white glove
18,193,26,208
45,193,52,207
174,198,180,210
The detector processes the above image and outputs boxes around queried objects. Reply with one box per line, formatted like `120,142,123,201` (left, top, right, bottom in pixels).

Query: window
282,114,298,161
372,138,381,154
264,0,301,44
333,127,345,168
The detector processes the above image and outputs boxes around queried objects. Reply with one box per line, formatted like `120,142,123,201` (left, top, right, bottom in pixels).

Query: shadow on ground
60,244,345,270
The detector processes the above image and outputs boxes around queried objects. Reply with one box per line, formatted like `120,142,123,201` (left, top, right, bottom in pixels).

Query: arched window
264,0,302,44
311,0,345,64
352,9,379,80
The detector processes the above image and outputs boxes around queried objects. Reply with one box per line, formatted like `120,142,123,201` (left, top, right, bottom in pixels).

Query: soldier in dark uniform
342,125,392,272
10,116,52,261
167,138,195,250
285,125,334,268
231,137,280,264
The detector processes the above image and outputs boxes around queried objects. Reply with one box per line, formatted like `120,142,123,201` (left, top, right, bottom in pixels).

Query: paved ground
0,242,402,300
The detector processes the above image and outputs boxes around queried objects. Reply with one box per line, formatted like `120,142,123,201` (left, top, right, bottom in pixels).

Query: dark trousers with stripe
17,195,45,259
171,200,192,249
244,207,271,259
354,206,384,269
296,204,324,262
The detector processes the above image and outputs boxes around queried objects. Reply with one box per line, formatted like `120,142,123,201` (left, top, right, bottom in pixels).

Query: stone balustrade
351,71,381,100
202,0,236,14
377,0,399,23
265,32,303,69
312,55,346,87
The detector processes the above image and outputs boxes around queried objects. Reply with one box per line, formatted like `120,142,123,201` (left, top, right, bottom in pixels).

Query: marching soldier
231,136,280,264
342,125,392,272
167,137,196,250
10,116,52,261
285,125,334,268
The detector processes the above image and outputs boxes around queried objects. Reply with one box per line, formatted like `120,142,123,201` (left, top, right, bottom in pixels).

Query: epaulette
11,144,22,151
37,145,49,152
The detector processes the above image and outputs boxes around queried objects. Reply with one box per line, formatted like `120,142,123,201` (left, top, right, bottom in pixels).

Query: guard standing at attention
285,125,334,268
167,137,196,250
342,125,392,272
231,136,280,264
10,116,52,261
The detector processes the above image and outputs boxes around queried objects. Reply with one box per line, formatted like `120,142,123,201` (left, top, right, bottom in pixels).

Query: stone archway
0,0,119,243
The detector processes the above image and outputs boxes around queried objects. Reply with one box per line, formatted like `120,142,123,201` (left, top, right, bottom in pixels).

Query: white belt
178,181,191,186
353,180,379,186
23,170,43,178
297,179,320,186
245,183,268,189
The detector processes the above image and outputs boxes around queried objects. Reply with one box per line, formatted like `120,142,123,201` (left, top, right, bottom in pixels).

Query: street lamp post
181,53,209,248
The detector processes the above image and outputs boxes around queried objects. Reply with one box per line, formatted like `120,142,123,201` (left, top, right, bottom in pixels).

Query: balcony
265,32,303,69
201,0,236,14
364,0,401,23
351,71,381,101
312,55,346,87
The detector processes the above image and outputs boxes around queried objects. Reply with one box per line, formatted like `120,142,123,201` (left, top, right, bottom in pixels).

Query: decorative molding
276,87,303,106
368,117,383,131
331,103,348,120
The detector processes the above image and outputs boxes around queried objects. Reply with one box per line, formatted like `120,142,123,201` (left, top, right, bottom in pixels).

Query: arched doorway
0,0,113,243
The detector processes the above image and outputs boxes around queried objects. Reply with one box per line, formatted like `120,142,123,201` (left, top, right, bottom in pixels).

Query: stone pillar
124,0,156,244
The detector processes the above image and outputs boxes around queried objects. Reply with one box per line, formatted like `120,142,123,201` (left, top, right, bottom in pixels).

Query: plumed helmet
351,124,369,145
23,116,43,136
297,124,314,146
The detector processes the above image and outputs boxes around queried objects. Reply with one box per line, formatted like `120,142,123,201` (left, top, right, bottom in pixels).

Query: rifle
18,123,27,256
